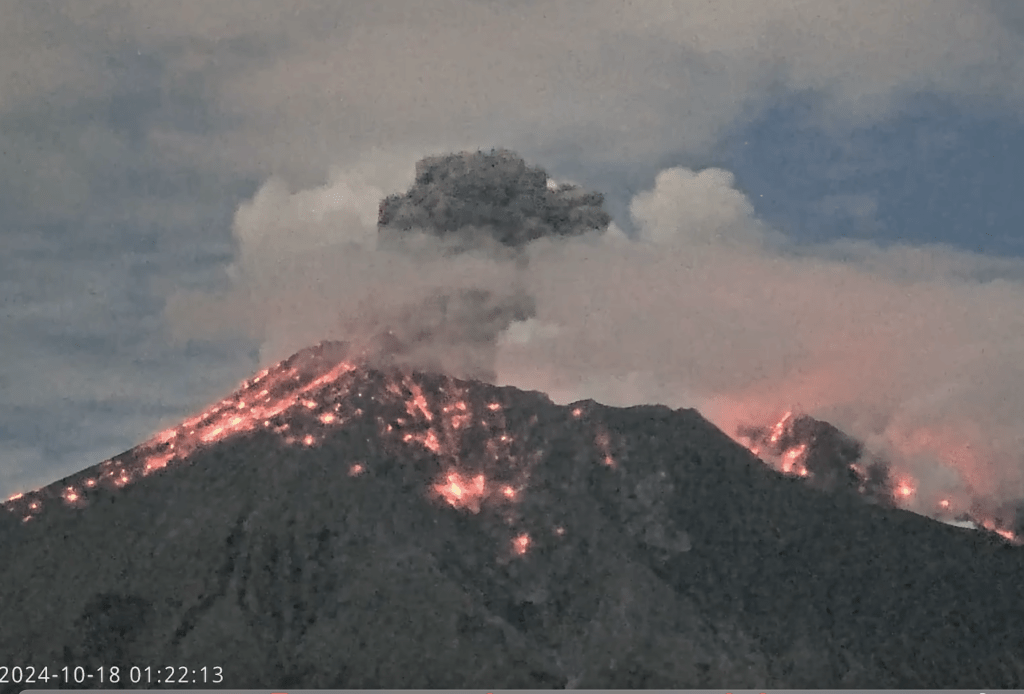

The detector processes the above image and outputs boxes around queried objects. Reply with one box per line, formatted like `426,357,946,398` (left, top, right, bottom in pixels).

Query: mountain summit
3,151,1023,688
3,342,1024,688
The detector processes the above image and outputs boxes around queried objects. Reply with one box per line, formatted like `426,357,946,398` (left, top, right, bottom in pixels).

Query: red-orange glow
487,402,501,411
897,480,915,498
572,408,582,418
63,487,79,503
434,471,487,512
512,533,531,555
939,499,951,509
594,430,616,467
28,501,40,510
319,412,337,424
423,430,441,453
303,399,317,409
349,463,365,476
404,379,433,422
781,444,807,474
6,492,23,502
155,428,177,443
502,485,516,499
302,435,316,446
554,526,565,536
144,454,172,473
769,411,793,445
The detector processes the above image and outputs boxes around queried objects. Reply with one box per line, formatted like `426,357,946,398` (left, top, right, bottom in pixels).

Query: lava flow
737,410,1021,544
3,340,607,558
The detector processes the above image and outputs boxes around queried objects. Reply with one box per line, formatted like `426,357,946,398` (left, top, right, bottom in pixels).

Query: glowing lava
737,409,1020,544
434,471,488,513
512,533,531,556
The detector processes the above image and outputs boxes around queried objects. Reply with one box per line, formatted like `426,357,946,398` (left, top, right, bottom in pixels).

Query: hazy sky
2,1,1024,511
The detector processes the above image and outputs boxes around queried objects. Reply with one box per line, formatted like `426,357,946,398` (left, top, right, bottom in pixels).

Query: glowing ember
349,463,365,476
512,533,531,556
404,380,433,422
6,492,23,502
434,471,487,512
156,428,177,443
502,485,516,499
487,402,501,411
303,435,316,446
572,408,582,418
423,430,441,453
319,412,336,424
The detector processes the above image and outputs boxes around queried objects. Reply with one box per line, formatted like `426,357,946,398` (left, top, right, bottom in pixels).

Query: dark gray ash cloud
378,148,612,250
367,149,611,380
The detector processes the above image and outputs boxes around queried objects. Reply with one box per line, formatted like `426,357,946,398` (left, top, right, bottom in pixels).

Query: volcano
3,342,1024,689
737,411,1024,540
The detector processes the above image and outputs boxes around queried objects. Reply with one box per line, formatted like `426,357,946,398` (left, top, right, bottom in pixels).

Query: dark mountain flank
2,342,1023,689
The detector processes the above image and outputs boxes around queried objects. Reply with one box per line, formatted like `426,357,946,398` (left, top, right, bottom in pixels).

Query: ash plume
166,148,611,382
378,148,612,250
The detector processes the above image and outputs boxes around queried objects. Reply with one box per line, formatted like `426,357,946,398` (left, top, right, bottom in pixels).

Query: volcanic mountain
3,341,1024,689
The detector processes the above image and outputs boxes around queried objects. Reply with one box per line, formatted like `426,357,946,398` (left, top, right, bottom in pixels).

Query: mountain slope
2,343,1023,688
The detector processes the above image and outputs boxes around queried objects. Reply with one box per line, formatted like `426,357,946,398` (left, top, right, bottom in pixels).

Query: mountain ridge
3,344,1024,688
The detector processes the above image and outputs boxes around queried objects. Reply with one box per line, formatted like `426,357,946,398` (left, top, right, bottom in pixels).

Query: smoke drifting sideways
166,148,1024,526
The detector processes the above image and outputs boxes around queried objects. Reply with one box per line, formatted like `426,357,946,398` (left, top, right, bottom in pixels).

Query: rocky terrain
2,341,1024,689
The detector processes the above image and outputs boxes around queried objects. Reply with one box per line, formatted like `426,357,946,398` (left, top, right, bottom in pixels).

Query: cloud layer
7,1,1021,203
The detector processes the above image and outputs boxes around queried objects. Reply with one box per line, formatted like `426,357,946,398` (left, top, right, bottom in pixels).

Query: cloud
7,1,1021,191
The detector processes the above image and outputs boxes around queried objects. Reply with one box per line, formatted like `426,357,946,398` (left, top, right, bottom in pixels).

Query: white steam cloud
166,150,1024,518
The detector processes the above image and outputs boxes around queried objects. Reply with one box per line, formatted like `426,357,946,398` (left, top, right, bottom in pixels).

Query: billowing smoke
378,148,612,251
166,147,1024,529
166,148,610,382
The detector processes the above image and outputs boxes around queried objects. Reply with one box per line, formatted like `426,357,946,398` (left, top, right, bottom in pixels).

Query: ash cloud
166,148,609,383
378,148,612,251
